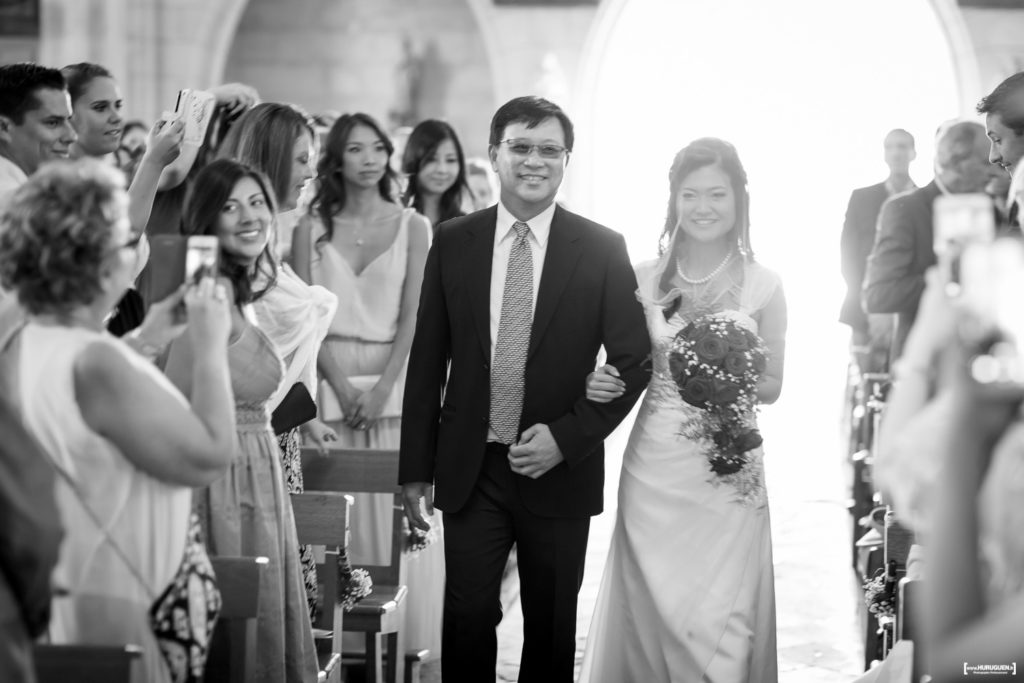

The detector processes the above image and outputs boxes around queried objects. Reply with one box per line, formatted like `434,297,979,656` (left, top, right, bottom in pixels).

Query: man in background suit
839,128,916,367
863,121,995,360
399,96,651,682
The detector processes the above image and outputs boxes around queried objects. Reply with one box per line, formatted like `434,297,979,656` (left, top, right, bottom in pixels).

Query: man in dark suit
839,129,916,354
863,120,995,359
399,96,651,682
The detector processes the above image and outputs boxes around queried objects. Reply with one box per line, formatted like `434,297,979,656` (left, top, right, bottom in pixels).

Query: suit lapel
528,206,583,361
464,207,497,360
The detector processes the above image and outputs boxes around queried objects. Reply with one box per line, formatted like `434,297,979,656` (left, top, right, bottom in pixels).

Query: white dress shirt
487,201,554,441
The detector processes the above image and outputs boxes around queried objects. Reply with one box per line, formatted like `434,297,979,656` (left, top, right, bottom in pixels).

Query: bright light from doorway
570,1,963,674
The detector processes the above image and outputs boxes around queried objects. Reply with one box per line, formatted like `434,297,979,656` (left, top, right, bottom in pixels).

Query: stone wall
24,0,1024,184
222,0,496,157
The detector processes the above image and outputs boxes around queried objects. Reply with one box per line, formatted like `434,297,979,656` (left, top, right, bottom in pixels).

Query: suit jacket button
483,362,489,370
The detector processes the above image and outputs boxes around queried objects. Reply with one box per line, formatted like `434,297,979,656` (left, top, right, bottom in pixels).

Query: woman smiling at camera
165,158,319,682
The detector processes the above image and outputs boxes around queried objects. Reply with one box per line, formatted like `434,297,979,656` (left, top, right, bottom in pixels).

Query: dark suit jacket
840,182,890,332
862,181,941,359
399,204,651,518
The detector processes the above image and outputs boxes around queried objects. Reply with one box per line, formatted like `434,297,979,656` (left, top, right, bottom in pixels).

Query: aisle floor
488,397,865,683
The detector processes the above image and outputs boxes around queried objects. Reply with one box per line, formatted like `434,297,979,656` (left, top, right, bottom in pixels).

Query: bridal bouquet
667,312,767,475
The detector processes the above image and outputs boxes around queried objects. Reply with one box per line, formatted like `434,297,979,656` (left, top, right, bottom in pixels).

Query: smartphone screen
961,239,1024,382
185,235,219,285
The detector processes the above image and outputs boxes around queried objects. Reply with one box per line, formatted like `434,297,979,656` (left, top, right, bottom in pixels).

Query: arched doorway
569,0,971,673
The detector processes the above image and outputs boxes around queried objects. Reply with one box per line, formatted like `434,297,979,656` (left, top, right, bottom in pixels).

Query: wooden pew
34,643,142,683
291,490,351,683
204,555,267,683
301,447,410,683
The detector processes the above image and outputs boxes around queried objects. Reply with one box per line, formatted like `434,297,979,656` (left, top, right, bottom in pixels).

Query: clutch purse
270,382,318,435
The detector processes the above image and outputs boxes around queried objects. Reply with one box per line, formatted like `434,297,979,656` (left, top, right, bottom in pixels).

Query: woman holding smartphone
0,159,235,683
61,62,185,335
164,158,318,682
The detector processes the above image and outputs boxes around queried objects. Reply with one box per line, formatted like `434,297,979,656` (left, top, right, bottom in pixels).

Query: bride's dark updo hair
659,137,752,259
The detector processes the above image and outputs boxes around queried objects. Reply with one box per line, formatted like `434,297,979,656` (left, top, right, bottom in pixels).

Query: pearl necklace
676,249,736,285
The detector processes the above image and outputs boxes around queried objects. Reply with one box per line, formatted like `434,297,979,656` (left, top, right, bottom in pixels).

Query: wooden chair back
301,448,405,586
291,490,351,683
204,555,267,683
34,643,142,683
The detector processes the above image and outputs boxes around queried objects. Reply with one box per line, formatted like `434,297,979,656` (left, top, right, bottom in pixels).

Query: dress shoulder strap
738,262,782,316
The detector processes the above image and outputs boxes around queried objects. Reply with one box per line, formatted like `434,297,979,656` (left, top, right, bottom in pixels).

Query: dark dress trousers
400,204,651,682
840,182,891,334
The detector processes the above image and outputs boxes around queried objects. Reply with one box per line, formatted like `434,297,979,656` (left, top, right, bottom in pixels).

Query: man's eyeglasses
500,139,569,159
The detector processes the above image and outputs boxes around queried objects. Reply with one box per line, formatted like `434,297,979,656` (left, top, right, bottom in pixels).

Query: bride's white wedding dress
579,259,779,683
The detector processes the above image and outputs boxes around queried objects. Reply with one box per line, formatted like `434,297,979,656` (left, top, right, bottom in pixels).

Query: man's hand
401,482,434,533
586,364,625,403
508,424,564,479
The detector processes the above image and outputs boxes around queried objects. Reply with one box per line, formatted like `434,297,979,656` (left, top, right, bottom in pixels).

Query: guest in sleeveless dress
0,160,236,683
218,102,339,619
292,113,443,659
580,139,787,683
166,159,319,682
401,119,470,231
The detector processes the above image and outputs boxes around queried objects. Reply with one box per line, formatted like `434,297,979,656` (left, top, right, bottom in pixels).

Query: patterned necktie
490,221,533,444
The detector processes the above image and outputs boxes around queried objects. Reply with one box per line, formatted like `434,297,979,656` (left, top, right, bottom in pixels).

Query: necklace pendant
355,238,364,247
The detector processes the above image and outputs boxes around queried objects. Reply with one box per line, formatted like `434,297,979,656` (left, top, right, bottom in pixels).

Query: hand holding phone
145,116,185,169
185,235,219,285
184,275,232,351
959,239,1024,383
933,193,995,295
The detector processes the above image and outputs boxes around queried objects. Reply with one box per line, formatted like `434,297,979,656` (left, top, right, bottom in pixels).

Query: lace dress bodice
633,258,779,506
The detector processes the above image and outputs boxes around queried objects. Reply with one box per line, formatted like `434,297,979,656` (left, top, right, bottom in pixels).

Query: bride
578,138,787,682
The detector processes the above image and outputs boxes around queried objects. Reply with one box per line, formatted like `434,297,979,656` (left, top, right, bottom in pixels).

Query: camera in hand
960,238,1024,383
933,193,995,296
138,235,220,308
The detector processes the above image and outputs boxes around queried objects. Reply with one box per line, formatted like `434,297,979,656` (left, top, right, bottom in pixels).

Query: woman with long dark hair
292,112,444,660
165,158,319,682
401,119,470,229
580,138,787,683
